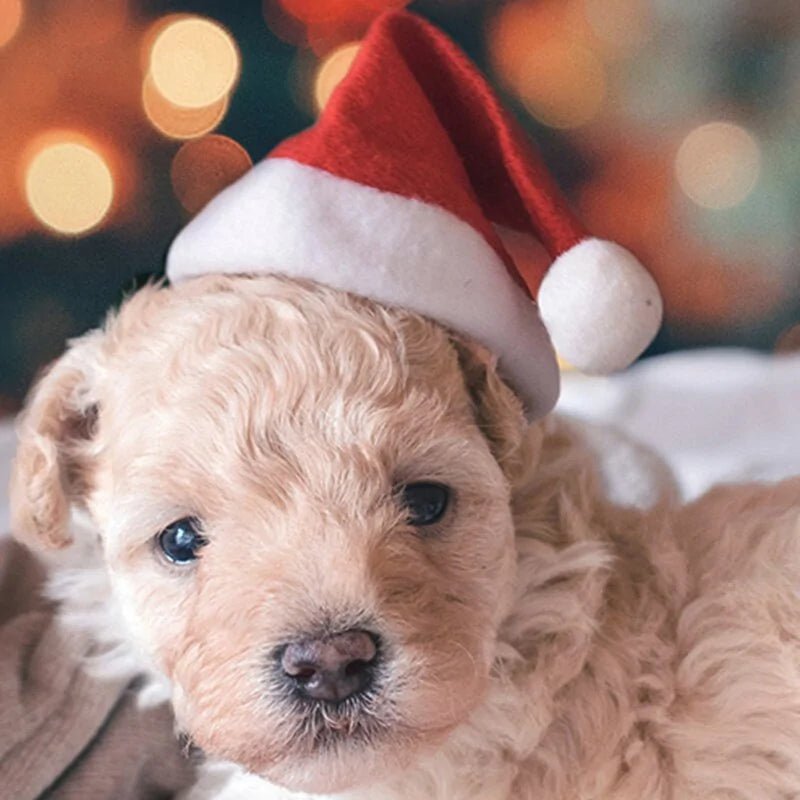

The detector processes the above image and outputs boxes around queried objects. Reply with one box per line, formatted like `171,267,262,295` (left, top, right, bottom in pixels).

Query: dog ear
451,336,530,475
10,331,105,551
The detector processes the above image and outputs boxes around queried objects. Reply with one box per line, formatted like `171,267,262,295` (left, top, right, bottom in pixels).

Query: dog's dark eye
401,482,450,526
157,518,207,565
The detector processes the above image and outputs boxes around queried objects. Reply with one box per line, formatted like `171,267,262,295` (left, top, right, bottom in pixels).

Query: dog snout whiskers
279,629,380,703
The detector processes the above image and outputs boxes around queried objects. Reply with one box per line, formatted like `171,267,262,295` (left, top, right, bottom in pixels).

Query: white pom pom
538,239,662,374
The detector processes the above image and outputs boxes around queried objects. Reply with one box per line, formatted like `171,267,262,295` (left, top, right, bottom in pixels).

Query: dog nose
280,630,379,703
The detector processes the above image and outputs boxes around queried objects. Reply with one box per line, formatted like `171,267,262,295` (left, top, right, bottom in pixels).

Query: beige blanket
0,539,195,799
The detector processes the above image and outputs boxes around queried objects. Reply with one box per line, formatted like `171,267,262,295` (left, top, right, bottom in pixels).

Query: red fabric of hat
273,10,588,295
166,10,662,419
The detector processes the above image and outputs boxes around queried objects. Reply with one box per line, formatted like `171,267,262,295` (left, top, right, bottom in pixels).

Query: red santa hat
166,10,662,419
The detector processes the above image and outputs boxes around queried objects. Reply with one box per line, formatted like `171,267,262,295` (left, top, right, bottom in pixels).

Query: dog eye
157,518,207,565
401,482,450,526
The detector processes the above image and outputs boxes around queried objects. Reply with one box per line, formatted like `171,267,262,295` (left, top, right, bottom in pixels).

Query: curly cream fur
11,275,800,799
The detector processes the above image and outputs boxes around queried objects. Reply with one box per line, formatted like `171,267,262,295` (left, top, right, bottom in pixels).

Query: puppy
11,274,800,799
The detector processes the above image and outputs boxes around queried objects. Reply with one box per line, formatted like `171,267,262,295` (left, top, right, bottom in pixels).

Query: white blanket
558,348,800,499
1,348,799,533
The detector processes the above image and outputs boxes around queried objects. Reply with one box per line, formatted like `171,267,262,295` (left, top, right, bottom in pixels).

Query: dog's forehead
112,282,460,398
100,278,476,465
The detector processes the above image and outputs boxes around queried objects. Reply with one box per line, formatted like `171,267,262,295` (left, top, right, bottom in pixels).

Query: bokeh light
489,0,569,93
583,0,652,57
46,0,127,48
314,42,360,111
1,0,799,405
517,41,606,129
24,137,114,235
0,0,22,48
579,145,673,245
171,134,252,215
675,122,761,210
142,74,229,140
140,13,187,72
488,0,606,129
149,17,239,109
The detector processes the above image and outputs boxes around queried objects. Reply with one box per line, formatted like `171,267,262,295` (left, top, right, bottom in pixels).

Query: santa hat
166,10,662,419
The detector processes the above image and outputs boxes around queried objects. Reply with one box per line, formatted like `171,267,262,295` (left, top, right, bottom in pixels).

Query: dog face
10,275,526,793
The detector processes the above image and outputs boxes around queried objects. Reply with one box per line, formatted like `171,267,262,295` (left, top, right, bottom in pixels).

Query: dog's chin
198,711,453,795
262,735,415,795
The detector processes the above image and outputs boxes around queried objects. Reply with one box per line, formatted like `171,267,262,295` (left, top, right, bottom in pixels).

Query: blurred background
0,0,798,410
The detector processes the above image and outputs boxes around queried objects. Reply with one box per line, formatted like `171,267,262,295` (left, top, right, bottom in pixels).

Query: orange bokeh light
0,0,143,241
171,134,252,215
142,74,229,140
488,0,604,128
149,16,240,109
314,42,360,111
0,126,34,242
24,133,115,235
489,0,592,91
583,0,653,57
517,40,606,129
0,0,22,48
140,14,189,72
662,249,781,327
0,37,59,112
579,146,672,246
577,142,780,327
46,0,127,48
